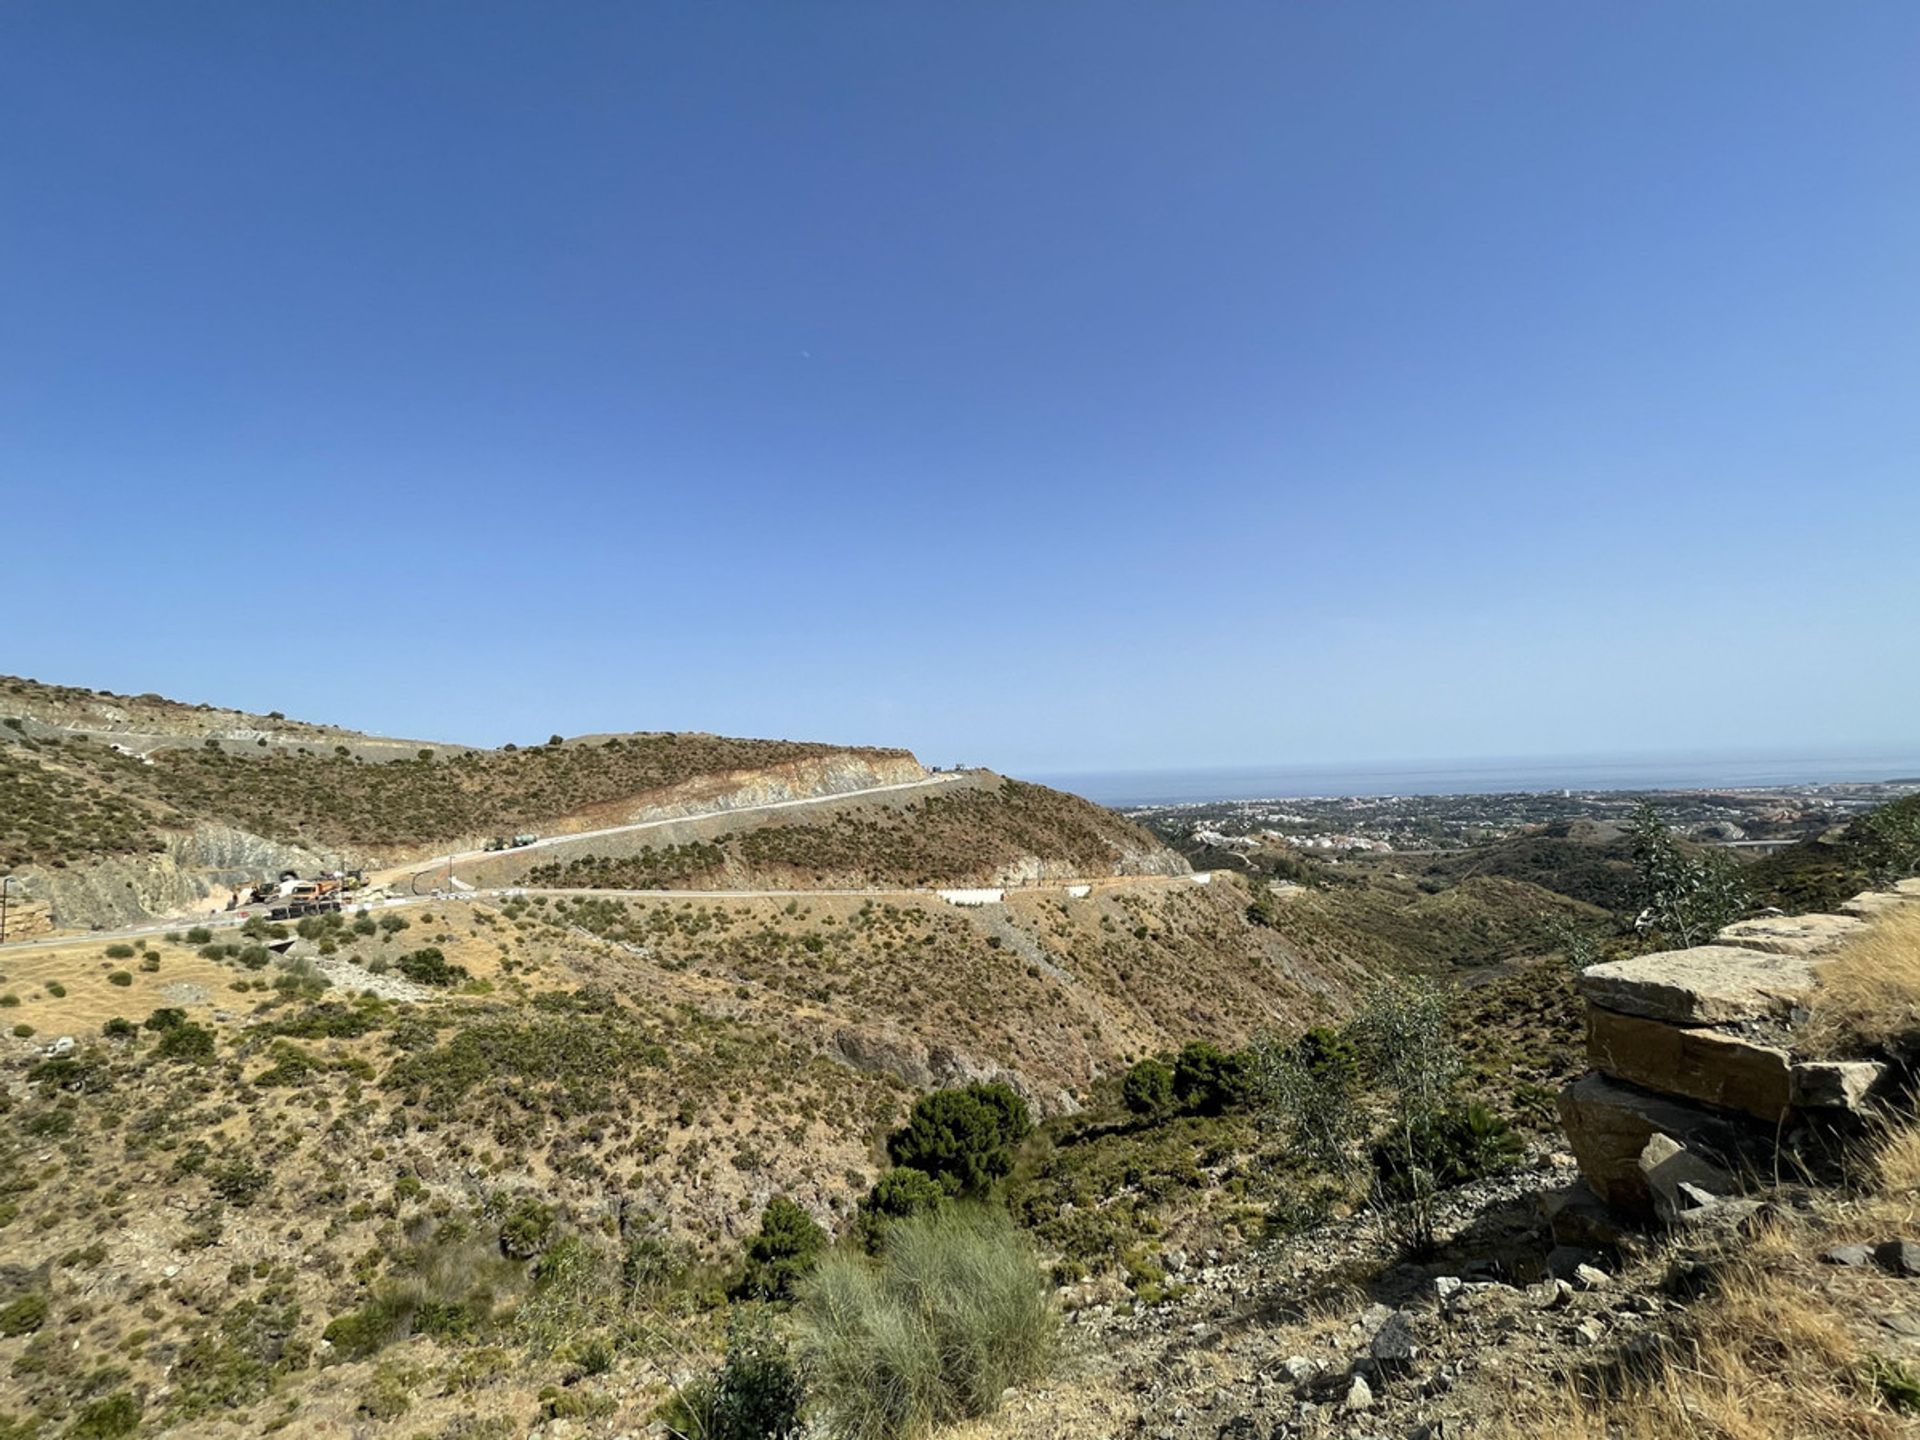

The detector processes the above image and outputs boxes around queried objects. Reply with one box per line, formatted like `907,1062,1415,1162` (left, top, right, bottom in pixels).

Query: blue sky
4,4,1917,774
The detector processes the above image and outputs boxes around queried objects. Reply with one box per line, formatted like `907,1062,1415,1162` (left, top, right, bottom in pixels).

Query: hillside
0,678,1183,929
0,867,1370,1437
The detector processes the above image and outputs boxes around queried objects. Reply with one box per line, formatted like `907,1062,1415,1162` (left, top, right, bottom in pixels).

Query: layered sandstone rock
1559,893,1901,1221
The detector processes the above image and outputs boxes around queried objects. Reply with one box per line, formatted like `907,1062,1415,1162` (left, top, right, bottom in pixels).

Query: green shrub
856,1167,948,1251
734,1196,826,1301
669,1308,804,1440
69,1392,140,1439
1372,1100,1522,1194
106,970,133,987
795,1207,1056,1440
138,953,160,971
396,947,469,987
0,1292,48,1337
498,1197,556,1259
10,1024,30,1038
1121,1058,1175,1118
44,982,65,998
1172,1041,1250,1116
886,1082,1032,1198
186,926,213,945
0,995,14,1008
104,943,135,960
154,1022,216,1062
103,1017,135,1038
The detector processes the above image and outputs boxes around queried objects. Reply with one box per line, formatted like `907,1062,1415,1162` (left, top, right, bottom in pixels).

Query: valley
3,677,1919,1440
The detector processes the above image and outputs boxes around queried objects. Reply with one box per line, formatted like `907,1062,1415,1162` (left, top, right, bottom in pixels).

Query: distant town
1125,776,1920,858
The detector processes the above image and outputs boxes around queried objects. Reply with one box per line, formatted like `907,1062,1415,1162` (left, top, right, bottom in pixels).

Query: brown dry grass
1804,902,1920,1057
1501,1124,1920,1440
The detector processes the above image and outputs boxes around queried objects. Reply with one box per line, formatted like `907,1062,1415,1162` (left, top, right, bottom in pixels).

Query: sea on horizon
1030,749,1920,808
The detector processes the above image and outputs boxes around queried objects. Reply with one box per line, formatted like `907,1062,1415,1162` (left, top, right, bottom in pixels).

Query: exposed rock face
1716,912,1866,956
1560,888,1907,1226
1556,1073,1747,1215
1577,946,1817,1025
1585,1006,1791,1123
1790,1060,1887,1112
17,823,328,930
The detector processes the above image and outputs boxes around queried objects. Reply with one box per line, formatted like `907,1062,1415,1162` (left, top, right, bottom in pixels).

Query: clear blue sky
4,4,1917,774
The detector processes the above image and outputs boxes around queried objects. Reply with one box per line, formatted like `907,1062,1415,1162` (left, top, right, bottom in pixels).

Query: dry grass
1804,903,1920,1057
1502,1124,1920,1440
1503,1264,1910,1439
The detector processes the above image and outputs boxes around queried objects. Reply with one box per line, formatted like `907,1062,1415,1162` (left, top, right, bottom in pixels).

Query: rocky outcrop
1576,945,1816,1025
1558,890,1905,1221
17,823,328,930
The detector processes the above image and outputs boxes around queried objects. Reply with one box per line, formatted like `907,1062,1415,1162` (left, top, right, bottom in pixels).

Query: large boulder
1585,1007,1791,1123
1578,946,1817,1025
1557,1072,1752,1216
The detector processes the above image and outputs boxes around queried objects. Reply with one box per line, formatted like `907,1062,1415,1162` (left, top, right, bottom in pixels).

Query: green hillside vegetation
1414,821,1640,912
1263,872,1613,974
526,781,1168,890
0,722,908,863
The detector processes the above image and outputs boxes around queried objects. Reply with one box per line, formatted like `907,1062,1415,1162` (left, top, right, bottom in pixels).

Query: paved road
0,869,1207,956
370,771,975,892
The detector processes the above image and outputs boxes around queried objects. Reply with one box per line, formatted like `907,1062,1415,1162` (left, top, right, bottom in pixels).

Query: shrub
795,1207,1056,1440
670,1307,804,1440
734,1197,826,1301
10,1024,30,1038
106,970,133,987
139,953,160,972
154,1022,216,1062
856,1167,948,1252
1629,802,1749,947
886,1082,1032,1198
1172,1041,1250,1116
69,1392,140,1439
1121,1057,1176,1119
0,1292,47,1337
1371,1100,1523,1196
104,943,135,960
186,926,213,945
103,1017,135,1038
396,947,469,987
499,1197,556,1259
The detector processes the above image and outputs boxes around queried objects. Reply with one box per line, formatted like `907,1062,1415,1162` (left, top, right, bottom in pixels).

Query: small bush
106,970,133,987
186,926,213,945
396,947,469,987
104,943,135,960
856,1167,948,1252
795,1207,1056,1440
735,1197,826,1301
1172,1041,1251,1116
69,1391,141,1439
10,1024,31,1038
499,1197,556,1259
670,1308,804,1440
154,1022,216,1062
0,1291,48,1337
1121,1057,1175,1118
